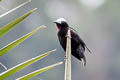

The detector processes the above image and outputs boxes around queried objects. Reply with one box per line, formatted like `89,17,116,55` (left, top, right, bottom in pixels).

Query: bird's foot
64,55,67,60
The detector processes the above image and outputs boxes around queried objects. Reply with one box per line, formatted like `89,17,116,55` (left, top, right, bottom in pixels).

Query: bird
53,18,91,66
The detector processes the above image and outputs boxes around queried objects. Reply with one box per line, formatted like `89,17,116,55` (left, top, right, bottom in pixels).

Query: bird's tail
81,56,86,67
85,45,92,54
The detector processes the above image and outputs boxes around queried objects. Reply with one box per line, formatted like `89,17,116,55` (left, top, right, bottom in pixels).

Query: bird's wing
70,27,85,44
69,27,78,34
70,27,91,53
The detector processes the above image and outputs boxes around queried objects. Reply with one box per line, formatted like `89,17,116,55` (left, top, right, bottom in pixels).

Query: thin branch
64,29,71,80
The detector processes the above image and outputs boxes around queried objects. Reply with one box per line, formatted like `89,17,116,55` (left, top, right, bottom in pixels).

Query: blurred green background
0,0,120,80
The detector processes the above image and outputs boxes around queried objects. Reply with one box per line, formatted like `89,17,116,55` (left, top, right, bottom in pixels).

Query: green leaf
0,49,56,80
0,26,46,56
0,8,37,37
16,62,63,80
0,0,31,18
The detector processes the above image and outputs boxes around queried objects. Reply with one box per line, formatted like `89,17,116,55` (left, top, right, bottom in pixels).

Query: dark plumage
54,18,91,66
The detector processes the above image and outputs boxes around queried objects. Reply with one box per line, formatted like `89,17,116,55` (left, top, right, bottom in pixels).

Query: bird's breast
57,27,60,32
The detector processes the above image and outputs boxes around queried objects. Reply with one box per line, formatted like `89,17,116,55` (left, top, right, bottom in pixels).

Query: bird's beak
53,21,57,23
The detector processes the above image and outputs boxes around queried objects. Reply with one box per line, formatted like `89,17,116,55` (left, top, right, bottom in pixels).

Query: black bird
54,18,91,66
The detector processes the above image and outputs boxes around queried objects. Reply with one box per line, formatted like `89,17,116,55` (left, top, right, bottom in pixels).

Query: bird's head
54,18,70,31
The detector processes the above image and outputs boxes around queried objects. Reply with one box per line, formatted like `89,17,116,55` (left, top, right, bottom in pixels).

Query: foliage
0,49,56,80
0,1,63,80
0,8,37,37
0,26,45,56
16,62,63,80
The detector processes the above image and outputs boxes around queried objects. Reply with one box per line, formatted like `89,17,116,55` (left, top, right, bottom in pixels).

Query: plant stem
64,29,71,80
